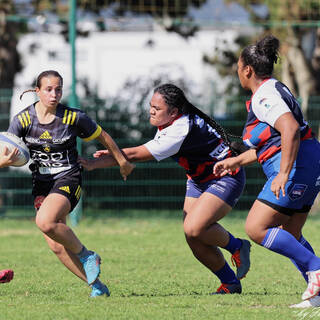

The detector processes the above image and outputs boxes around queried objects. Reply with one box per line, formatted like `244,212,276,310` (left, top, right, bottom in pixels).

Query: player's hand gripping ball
0,132,30,167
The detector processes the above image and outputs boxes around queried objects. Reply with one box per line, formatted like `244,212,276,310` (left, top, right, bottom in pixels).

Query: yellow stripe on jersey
67,111,72,124
18,115,25,128
62,109,68,124
82,125,102,142
18,111,31,128
63,110,77,125
26,111,31,125
71,111,77,125
22,113,28,127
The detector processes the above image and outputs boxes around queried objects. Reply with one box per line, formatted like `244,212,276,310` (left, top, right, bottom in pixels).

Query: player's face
149,92,178,128
237,57,250,90
36,76,63,108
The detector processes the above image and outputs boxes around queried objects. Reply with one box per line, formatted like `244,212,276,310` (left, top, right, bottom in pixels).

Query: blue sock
290,235,315,282
91,278,103,289
213,262,240,285
76,246,90,259
223,232,242,254
261,228,320,271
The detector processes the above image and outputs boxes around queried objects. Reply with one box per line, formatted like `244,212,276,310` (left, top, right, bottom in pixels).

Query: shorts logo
59,186,70,194
316,176,320,187
288,184,307,201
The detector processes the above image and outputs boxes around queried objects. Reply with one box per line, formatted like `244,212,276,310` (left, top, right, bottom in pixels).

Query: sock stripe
264,228,279,248
300,237,306,246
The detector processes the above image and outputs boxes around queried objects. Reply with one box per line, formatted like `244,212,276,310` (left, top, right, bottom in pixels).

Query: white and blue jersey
144,113,245,207
242,78,320,214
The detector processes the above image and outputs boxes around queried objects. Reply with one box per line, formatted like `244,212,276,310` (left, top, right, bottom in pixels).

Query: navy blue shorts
185,167,246,207
32,170,82,212
258,139,320,215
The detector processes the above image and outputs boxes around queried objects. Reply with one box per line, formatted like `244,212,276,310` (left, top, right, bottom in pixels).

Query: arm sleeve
76,110,102,141
8,114,25,138
144,120,189,161
252,94,291,127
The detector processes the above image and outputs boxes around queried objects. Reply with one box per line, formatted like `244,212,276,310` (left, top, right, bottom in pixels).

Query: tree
230,0,320,117
0,2,22,129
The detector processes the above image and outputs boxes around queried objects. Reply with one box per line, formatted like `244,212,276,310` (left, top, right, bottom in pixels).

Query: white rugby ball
0,132,30,167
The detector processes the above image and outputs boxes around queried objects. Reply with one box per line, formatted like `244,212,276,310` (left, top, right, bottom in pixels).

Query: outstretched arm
213,148,257,176
79,145,154,171
96,130,135,180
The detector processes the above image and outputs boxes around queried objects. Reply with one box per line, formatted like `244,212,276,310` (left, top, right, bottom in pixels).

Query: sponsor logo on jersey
59,186,70,194
25,136,71,144
43,144,51,153
39,130,52,140
209,142,229,160
31,150,65,167
259,98,267,104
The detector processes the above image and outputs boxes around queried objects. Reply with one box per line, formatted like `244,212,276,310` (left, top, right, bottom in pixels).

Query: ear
35,87,40,95
245,65,253,79
170,107,179,118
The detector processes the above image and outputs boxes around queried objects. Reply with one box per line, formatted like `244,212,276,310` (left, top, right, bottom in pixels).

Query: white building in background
11,28,239,118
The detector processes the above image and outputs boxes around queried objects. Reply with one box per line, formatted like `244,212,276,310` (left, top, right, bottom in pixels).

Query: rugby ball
0,132,30,167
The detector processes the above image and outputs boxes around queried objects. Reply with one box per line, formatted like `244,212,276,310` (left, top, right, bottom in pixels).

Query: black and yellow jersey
8,103,101,181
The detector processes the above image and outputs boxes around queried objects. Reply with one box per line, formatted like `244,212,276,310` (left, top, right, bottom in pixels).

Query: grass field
1,209,320,320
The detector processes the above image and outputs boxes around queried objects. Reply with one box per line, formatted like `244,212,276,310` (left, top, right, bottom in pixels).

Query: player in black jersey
9,70,135,297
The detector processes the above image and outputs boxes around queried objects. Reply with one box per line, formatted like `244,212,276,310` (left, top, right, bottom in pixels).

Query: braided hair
154,84,247,155
20,70,63,100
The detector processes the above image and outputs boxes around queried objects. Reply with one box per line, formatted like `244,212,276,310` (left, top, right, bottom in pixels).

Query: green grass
1,210,320,320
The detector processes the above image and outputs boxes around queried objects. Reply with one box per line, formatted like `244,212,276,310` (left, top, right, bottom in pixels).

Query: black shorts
32,170,82,212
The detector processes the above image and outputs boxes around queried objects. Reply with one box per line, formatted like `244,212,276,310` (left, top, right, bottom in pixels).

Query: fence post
68,0,82,226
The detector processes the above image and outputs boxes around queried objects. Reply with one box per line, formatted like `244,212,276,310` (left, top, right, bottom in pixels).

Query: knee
184,222,202,241
35,216,55,234
245,220,262,244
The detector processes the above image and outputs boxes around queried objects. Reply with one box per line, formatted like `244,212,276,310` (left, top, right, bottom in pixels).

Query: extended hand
0,147,19,168
120,161,135,181
213,157,240,177
271,172,289,199
93,150,109,158
78,157,95,171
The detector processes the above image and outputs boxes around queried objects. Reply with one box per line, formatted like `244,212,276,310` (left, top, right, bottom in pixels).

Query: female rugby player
80,83,251,295
8,70,135,297
214,35,320,308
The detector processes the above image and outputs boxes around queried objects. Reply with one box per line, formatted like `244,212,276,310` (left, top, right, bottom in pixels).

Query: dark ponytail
241,35,280,78
154,84,247,155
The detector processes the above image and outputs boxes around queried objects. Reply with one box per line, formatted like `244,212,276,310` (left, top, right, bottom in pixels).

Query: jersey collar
245,78,271,112
158,113,183,131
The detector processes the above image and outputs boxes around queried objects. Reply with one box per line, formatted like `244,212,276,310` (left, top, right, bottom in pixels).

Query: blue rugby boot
90,280,110,298
80,251,101,285
211,282,242,295
231,239,251,280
